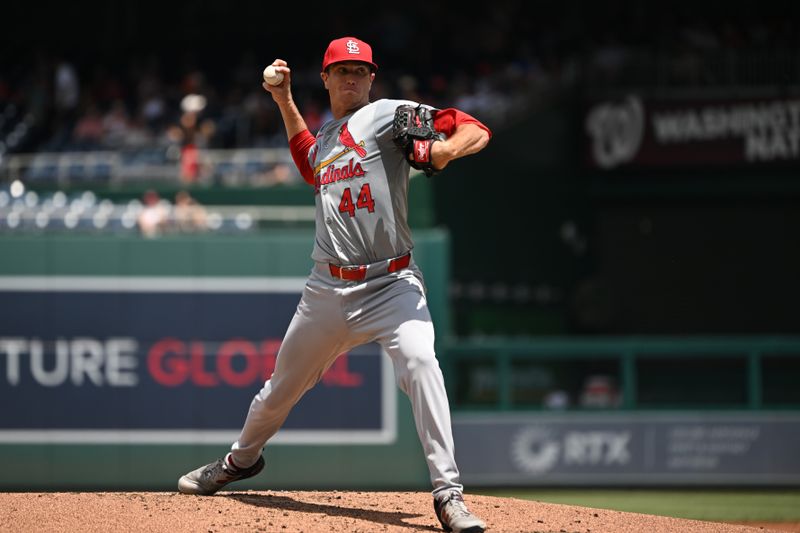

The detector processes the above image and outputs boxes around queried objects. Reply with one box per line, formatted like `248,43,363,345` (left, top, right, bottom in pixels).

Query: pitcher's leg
381,317,463,496
230,283,347,468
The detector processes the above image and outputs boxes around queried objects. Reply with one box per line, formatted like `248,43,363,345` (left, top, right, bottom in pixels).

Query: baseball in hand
263,65,284,86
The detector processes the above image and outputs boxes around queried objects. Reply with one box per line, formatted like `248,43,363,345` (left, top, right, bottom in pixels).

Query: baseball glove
392,104,446,177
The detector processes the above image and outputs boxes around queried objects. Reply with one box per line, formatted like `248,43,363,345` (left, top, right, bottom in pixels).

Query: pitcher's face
322,62,374,112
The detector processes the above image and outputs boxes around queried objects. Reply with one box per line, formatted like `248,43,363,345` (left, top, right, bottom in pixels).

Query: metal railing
0,189,315,234
444,336,800,411
0,147,302,188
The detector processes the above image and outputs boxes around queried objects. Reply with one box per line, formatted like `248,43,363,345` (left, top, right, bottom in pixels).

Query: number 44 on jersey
339,183,375,217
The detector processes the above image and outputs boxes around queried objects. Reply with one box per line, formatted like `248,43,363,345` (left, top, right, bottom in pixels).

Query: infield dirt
0,491,789,532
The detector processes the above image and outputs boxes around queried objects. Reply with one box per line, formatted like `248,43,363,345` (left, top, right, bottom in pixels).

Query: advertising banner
0,276,395,445
454,413,800,485
584,94,800,170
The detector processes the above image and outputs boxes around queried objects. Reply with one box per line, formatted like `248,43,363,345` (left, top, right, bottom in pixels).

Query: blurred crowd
1,1,797,160
0,183,261,237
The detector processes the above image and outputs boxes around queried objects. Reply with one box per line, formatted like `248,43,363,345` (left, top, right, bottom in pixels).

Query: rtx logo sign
564,430,631,466
511,426,631,474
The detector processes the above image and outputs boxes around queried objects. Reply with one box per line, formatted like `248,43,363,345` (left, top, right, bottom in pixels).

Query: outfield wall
3,231,798,489
453,412,800,486
0,230,450,490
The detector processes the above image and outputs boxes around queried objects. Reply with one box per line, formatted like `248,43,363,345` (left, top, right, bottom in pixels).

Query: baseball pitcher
177,36,491,533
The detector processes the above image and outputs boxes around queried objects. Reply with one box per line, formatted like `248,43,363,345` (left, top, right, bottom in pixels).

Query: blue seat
214,160,236,178
27,164,59,183
91,163,113,181
67,163,86,180
244,160,266,174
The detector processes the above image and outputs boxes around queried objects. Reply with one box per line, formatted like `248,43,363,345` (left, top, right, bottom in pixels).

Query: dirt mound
0,491,779,532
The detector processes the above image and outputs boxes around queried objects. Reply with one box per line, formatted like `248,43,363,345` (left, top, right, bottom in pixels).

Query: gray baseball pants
229,259,463,496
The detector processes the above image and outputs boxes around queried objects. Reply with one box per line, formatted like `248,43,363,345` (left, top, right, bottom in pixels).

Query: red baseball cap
322,37,378,72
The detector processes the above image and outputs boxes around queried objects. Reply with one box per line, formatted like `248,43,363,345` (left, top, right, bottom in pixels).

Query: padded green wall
0,229,451,490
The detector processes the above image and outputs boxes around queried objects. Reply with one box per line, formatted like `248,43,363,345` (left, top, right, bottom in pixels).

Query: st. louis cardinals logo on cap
322,36,379,71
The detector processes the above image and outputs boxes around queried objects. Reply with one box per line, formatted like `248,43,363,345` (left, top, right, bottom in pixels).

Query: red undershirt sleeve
433,108,492,138
289,130,316,186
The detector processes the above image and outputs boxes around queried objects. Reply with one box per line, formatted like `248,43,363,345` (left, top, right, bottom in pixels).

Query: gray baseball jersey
229,98,464,497
310,98,424,265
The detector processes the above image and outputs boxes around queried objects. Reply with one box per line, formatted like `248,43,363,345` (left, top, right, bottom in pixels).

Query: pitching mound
0,491,781,532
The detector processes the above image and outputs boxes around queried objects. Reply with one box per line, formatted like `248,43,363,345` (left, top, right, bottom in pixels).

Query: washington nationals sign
584,94,800,170
0,276,396,444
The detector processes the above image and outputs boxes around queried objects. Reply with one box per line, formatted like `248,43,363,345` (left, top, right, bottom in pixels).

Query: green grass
474,489,800,521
